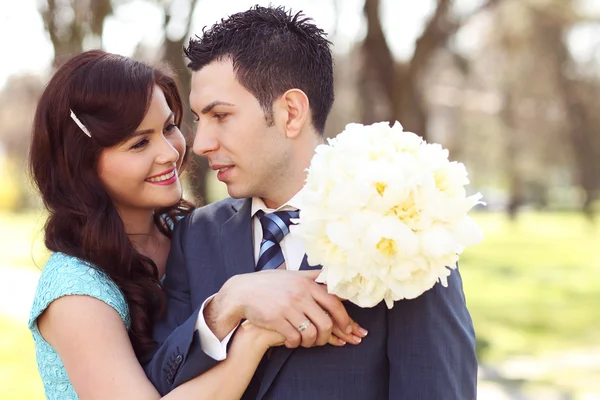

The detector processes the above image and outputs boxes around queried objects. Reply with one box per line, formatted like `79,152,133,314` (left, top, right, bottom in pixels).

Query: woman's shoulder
39,251,96,275
29,252,130,330
37,252,118,293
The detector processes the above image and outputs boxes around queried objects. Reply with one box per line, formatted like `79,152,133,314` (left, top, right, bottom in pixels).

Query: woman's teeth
147,170,176,183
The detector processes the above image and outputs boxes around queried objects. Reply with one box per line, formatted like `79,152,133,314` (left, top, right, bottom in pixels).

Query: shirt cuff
195,294,238,361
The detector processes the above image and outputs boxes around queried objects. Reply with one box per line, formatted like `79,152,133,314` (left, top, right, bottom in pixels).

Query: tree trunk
536,9,598,220
41,0,112,67
360,0,505,140
500,92,524,220
161,0,209,205
361,0,398,125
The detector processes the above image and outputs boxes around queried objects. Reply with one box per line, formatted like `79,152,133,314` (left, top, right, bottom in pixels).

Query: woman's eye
130,138,149,150
214,113,227,121
165,123,177,133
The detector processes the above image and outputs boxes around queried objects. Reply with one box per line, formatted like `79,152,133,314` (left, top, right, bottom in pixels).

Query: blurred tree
532,2,600,219
492,1,534,219
40,0,113,67
359,0,504,141
0,75,44,209
159,0,208,204
500,91,524,220
428,0,600,218
485,0,600,218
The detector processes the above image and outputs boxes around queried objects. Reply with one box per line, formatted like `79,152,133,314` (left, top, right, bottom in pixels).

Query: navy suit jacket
144,197,478,399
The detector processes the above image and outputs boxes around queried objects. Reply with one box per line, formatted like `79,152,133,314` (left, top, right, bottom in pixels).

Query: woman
28,50,354,400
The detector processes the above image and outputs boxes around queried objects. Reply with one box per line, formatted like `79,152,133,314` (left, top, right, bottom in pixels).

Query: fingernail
345,326,353,334
339,339,346,345
359,327,368,336
352,335,362,343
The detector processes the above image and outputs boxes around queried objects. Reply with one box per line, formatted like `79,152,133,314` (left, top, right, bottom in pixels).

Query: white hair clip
70,109,92,138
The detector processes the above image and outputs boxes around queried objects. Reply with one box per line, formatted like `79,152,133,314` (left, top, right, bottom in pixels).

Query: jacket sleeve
143,218,220,395
387,265,478,399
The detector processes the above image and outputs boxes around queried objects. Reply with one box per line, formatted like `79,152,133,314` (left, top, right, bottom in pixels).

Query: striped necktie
255,209,300,271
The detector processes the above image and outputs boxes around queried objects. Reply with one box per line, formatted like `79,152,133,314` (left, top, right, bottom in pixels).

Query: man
145,5,477,399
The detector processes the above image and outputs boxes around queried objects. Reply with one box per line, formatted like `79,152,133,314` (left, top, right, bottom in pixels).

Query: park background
0,0,599,399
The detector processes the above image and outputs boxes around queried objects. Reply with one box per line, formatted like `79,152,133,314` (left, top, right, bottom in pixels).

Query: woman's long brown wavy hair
29,50,195,360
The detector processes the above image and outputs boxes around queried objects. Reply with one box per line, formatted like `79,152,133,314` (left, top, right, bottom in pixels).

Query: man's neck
260,131,324,209
261,184,303,210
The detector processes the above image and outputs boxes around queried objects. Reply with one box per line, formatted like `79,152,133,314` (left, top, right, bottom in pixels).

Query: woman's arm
38,295,278,400
168,321,280,400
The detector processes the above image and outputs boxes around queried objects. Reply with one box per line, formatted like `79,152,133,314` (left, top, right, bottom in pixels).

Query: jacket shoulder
178,197,245,231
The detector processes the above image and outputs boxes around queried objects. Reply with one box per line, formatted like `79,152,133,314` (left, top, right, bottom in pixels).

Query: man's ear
273,89,310,139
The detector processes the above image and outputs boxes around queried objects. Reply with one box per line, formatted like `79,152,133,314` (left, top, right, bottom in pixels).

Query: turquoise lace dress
28,252,131,400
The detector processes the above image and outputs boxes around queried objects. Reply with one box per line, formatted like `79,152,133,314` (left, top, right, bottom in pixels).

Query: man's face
190,59,290,200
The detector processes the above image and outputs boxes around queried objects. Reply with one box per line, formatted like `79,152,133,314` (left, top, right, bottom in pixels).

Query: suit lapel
221,198,256,278
256,255,323,399
299,254,322,271
256,345,294,400
222,200,323,399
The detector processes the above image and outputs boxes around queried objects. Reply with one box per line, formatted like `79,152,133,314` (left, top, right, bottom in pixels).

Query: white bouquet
297,122,484,308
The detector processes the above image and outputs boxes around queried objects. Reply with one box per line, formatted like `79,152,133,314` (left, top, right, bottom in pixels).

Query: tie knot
256,210,300,245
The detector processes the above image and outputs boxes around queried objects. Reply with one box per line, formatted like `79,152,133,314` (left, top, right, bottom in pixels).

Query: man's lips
210,164,234,172
212,164,234,181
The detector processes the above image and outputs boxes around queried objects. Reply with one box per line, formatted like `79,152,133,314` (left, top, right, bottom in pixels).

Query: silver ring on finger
297,319,311,332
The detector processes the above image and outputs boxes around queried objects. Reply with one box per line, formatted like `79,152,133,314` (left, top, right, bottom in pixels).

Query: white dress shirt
194,190,306,360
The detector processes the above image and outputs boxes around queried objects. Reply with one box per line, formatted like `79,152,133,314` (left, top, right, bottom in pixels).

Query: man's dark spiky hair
185,5,334,134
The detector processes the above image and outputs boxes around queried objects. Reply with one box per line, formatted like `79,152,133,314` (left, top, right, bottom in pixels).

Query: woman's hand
236,318,367,350
329,318,368,346
237,320,286,350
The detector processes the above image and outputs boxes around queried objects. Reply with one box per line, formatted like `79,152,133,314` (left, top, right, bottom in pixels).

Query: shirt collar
251,187,305,217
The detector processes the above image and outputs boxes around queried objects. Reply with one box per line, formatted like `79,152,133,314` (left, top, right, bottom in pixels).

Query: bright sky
0,0,598,89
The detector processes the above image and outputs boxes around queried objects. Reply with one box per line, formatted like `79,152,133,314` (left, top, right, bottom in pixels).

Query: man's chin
225,185,250,199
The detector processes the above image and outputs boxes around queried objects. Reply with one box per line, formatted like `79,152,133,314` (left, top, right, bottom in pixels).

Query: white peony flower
297,121,484,308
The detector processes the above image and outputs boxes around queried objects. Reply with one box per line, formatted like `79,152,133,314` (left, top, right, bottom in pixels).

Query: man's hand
204,270,367,348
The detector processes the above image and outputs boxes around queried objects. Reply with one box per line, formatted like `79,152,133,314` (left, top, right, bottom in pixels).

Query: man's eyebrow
201,101,235,114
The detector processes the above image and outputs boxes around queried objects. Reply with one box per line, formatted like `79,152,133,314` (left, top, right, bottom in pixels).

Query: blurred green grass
1,210,599,399
461,212,600,361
